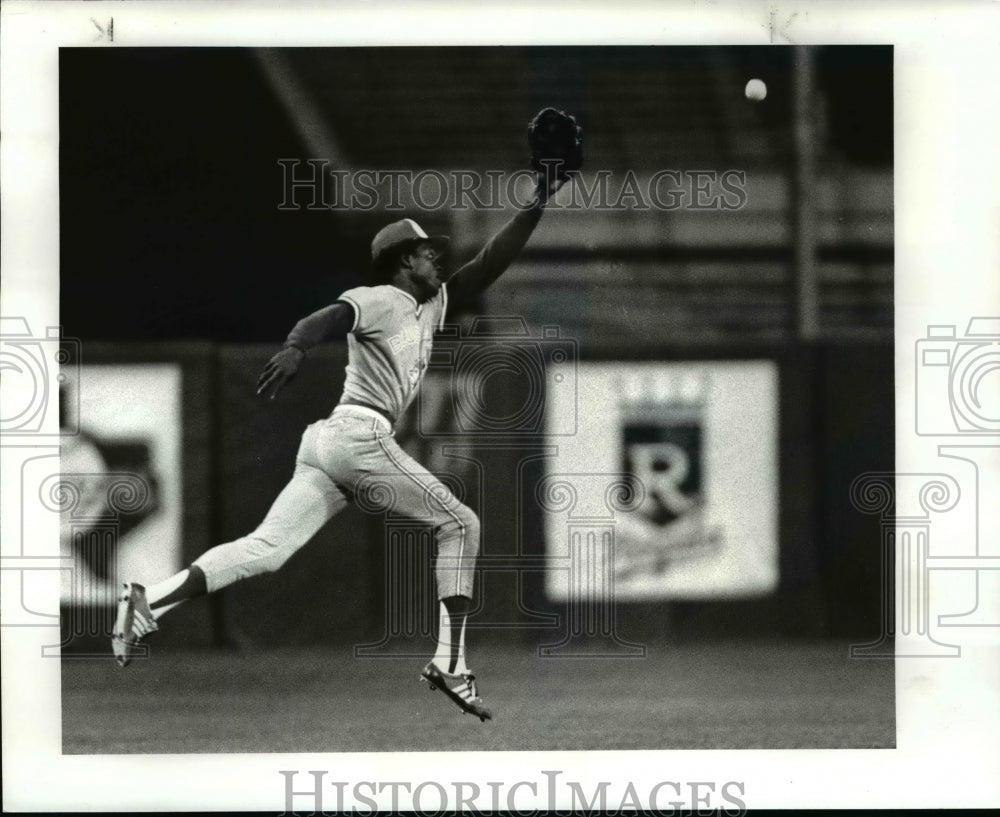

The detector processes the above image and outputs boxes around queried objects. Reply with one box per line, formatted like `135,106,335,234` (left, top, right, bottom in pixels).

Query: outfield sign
544,361,779,600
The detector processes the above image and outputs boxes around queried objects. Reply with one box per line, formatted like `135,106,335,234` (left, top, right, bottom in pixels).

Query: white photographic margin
2,0,998,811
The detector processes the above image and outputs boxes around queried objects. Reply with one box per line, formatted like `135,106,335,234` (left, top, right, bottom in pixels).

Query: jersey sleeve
337,286,384,336
284,302,355,350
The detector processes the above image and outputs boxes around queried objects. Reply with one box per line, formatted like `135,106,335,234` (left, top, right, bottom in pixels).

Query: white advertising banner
545,360,779,600
57,364,183,604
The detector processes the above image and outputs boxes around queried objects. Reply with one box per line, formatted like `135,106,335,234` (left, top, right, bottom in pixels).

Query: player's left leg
354,432,490,720
113,422,348,666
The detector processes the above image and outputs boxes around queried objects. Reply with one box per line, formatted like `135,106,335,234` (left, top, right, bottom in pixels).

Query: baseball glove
527,107,583,180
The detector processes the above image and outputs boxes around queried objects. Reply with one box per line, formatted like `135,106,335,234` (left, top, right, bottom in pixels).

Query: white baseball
745,78,767,101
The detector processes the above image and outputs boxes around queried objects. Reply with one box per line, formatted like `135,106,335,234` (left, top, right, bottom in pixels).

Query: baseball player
112,172,566,722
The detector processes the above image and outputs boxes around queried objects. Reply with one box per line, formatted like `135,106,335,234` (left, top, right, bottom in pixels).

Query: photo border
2,0,998,811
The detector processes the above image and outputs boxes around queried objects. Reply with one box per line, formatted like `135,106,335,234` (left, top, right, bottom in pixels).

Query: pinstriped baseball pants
193,406,479,600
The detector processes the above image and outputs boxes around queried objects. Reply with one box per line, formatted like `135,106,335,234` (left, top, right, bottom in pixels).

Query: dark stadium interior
60,46,891,343
59,46,894,751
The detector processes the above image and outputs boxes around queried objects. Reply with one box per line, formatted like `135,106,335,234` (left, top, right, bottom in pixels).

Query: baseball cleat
421,661,492,722
111,582,158,667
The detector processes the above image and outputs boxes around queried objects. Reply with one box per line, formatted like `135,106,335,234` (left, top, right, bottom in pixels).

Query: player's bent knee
436,504,480,554
467,520,481,561
457,506,481,559
459,504,480,534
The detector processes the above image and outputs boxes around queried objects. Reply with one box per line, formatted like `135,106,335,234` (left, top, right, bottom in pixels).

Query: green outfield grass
62,639,893,753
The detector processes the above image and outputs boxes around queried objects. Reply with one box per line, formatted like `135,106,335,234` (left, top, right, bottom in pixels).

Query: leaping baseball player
111,110,583,722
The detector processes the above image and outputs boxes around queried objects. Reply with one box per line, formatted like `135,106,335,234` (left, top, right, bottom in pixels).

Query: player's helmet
369,218,449,284
371,218,449,266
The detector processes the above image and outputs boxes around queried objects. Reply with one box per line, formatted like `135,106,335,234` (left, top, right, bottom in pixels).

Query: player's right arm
256,301,356,399
445,175,565,304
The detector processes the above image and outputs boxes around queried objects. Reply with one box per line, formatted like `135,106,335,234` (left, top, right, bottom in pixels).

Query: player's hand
256,346,305,400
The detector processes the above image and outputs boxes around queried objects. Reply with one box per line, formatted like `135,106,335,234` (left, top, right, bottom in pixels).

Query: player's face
405,243,443,302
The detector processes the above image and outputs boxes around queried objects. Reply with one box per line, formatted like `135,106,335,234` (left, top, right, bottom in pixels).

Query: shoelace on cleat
131,611,156,638
452,674,479,702
118,587,158,642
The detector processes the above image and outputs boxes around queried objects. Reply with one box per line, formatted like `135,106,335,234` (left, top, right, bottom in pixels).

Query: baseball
745,78,767,101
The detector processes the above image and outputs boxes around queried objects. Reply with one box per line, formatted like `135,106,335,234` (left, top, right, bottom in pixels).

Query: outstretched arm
256,301,355,399
446,176,564,305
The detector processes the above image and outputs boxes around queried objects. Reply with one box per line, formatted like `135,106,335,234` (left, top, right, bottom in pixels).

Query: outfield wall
59,338,891,653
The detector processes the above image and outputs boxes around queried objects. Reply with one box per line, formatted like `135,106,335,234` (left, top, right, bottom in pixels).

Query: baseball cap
371,218,450,263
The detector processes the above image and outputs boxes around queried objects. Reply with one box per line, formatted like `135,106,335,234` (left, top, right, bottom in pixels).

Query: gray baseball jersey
191,204,548,605
336,283,448,424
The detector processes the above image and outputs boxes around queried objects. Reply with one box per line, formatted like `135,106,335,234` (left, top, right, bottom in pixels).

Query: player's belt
333,402,394,433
